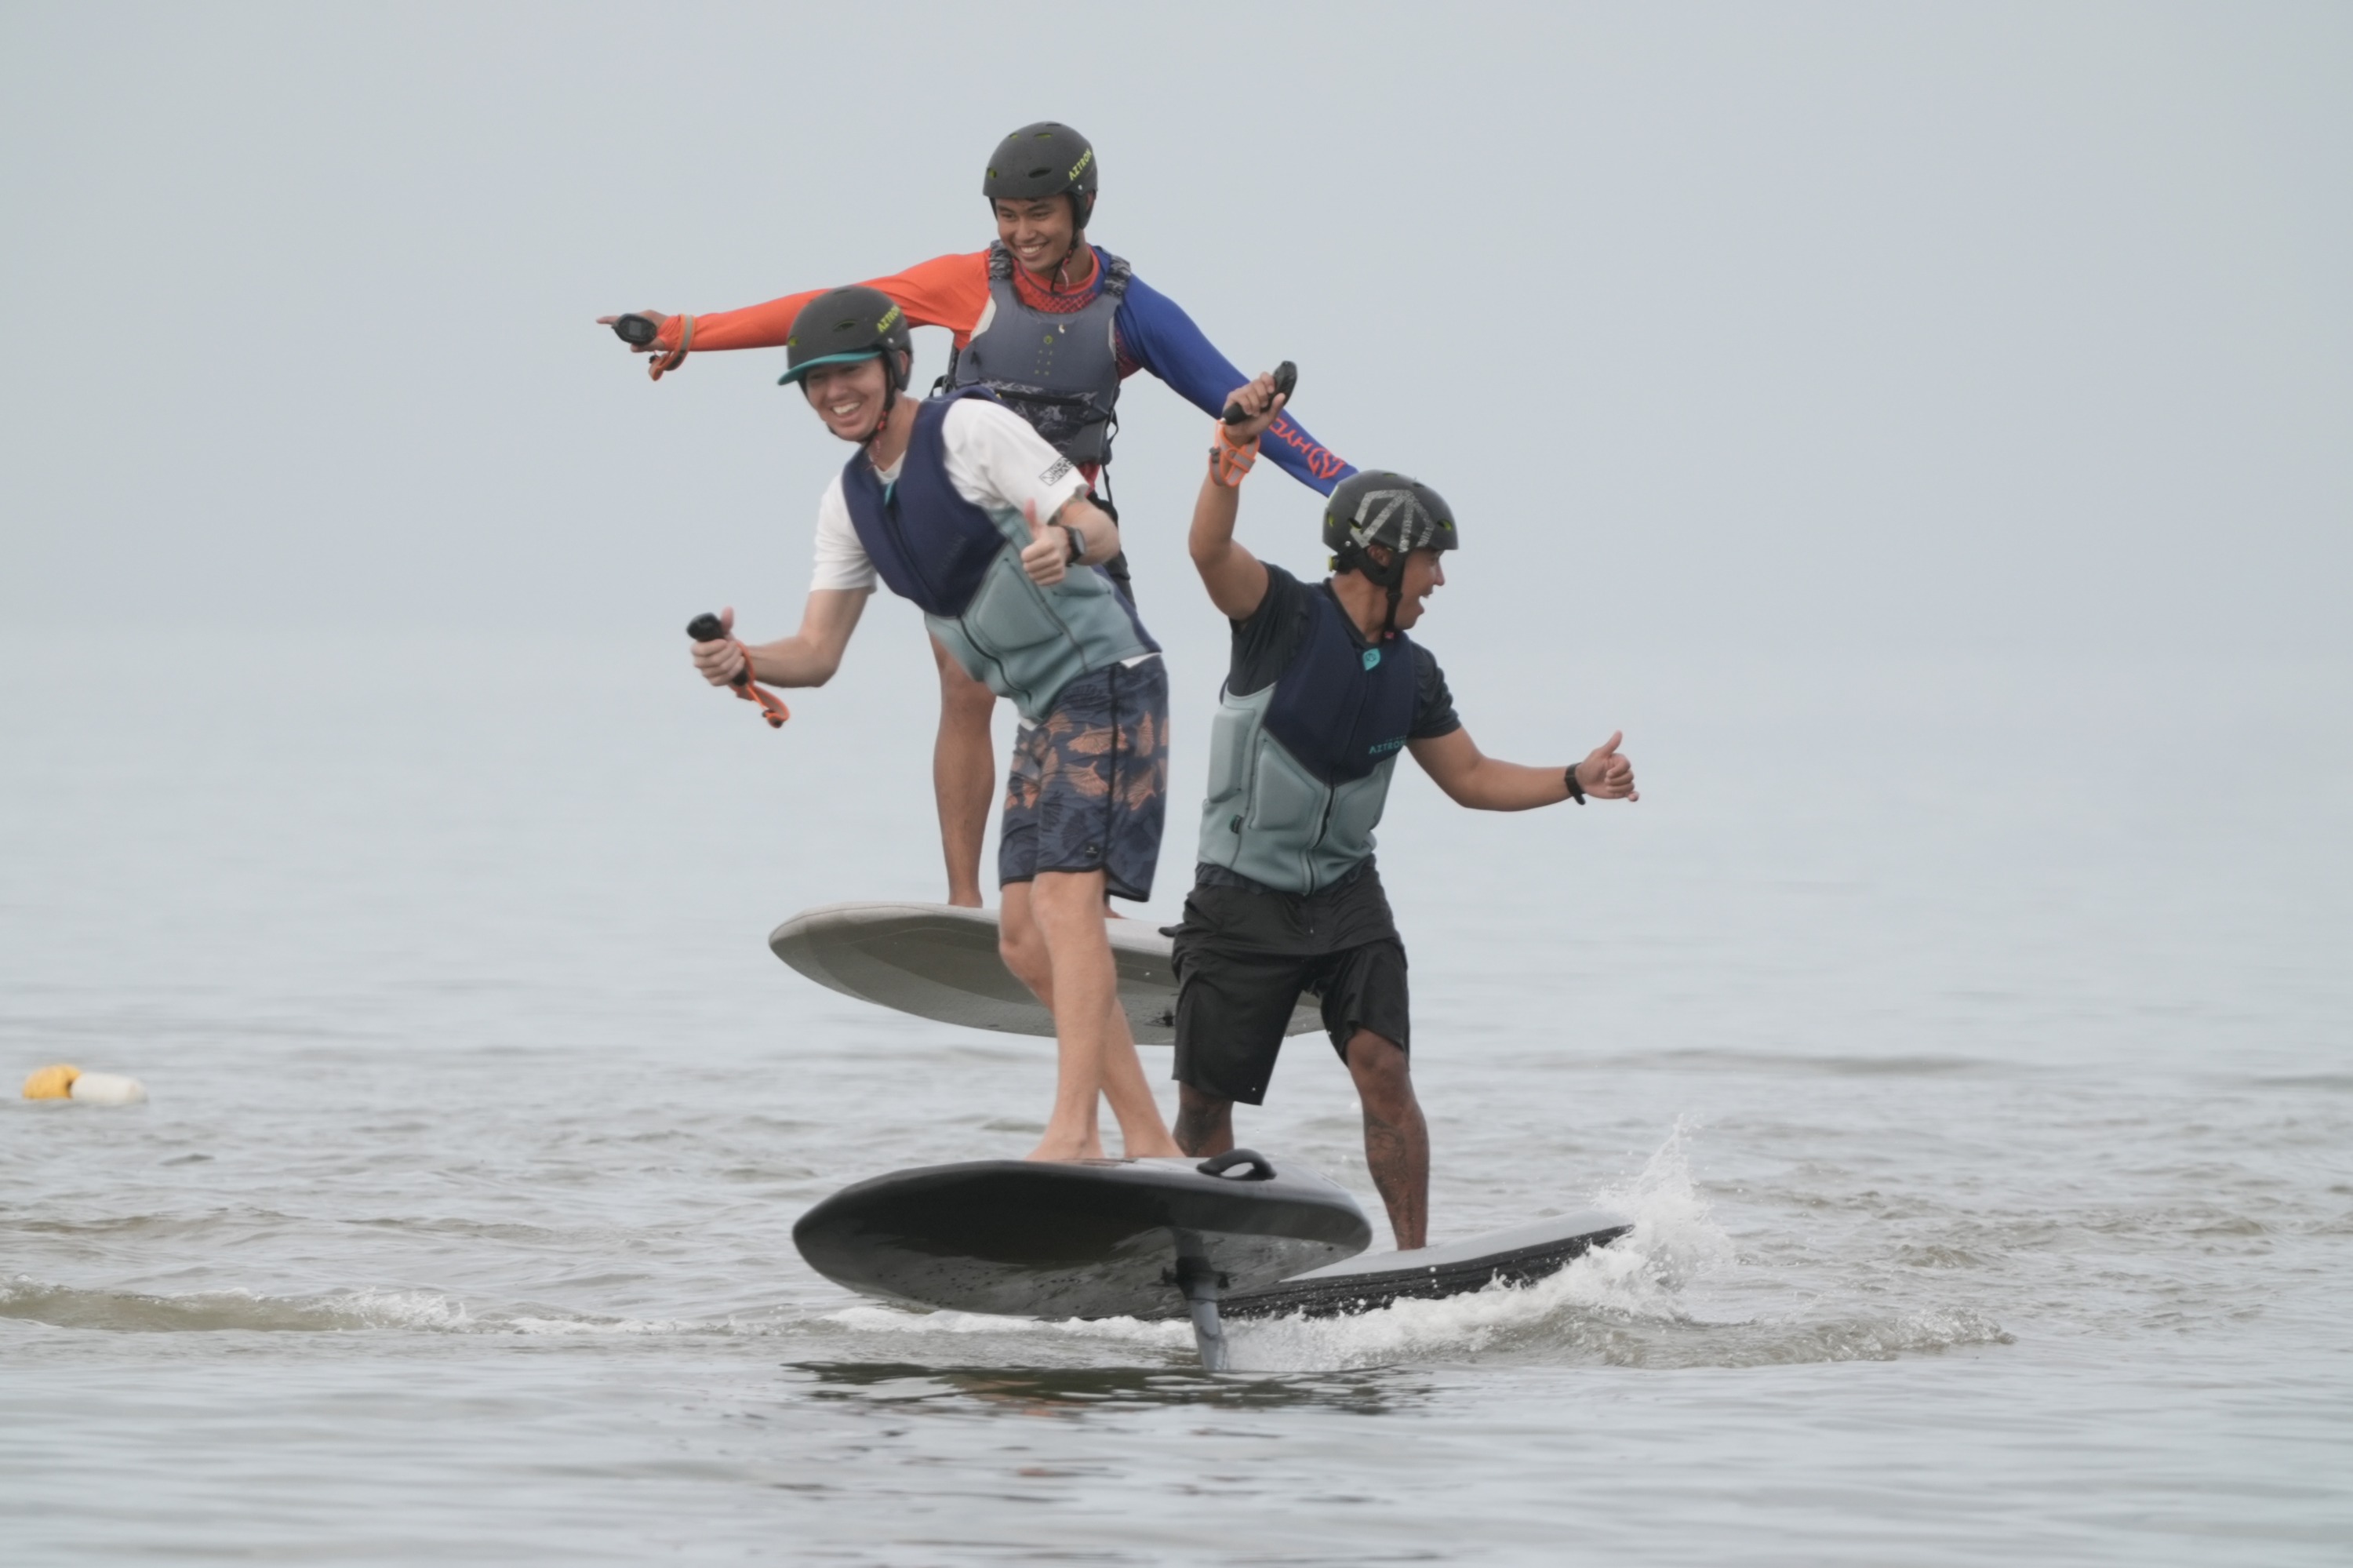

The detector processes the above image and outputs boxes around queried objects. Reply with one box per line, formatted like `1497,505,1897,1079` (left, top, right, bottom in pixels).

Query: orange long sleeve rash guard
654,249,1354,493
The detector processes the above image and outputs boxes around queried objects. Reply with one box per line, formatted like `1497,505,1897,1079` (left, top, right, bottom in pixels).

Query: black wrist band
1564,765,1587,805
1061,523,1086,565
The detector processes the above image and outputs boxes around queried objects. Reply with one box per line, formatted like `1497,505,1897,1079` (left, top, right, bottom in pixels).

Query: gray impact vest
947,242,1131,467
1196,585,1422,895
838,390,1155,722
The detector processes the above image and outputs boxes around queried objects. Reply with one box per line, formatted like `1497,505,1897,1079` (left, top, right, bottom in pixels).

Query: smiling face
800,355,893,442
991,195,1082,278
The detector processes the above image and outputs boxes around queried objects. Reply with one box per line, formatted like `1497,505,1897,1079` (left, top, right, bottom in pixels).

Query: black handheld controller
685,613,747,686
1223,361,1297,425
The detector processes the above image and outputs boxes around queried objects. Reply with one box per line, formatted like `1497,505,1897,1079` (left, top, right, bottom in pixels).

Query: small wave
0,1280,471,1333
819,1303,1195,1352
1713,1308,2014,1366
0,1277,744,1338
1587,1049,2000,1077
2242,1073,2353,1093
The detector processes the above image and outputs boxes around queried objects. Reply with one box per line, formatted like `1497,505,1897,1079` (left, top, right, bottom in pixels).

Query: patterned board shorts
999,657,1169,904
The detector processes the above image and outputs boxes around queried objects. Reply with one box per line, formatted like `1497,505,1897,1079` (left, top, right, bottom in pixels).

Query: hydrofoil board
769,900,1322,1044
795,1150,1370,1367
1223,1210,1632,1319
792,1154,1629,1368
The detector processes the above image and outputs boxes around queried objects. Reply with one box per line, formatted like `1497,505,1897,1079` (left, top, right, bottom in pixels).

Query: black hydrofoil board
1223,1210,1632,1319
794,1153,1371,1325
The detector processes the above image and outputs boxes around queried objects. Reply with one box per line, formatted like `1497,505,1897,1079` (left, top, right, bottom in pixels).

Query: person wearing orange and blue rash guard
602,122,1355,909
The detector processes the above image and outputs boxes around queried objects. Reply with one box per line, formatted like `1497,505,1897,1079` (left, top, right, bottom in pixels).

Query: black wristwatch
1060,523,1086,565
1564,766,1587,805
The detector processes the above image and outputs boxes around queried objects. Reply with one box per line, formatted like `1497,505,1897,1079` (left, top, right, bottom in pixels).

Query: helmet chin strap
1053,231,1087,289
1343,544,1407,638
859,351,905,449
1053,196,1091,289
1371,546,1406,638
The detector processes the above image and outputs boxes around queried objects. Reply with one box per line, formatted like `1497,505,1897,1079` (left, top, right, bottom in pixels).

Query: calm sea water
4,629,2349,1565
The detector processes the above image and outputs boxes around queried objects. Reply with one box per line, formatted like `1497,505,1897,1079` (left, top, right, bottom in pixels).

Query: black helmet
1323,471,1458,586
778,286,912,391
983,122,1098,229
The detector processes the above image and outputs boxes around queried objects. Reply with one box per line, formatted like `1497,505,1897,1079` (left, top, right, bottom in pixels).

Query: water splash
1229,1119,1738,1370
1584,1114,1740,1297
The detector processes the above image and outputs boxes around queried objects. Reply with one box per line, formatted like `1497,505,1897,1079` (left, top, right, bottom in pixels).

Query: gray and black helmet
779,286,912,390
1322,471,1458,586
983,122,1098,229
1324,471,1458,635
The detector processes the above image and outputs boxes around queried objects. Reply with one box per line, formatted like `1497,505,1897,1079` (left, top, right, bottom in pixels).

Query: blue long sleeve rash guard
1111,271,1355,495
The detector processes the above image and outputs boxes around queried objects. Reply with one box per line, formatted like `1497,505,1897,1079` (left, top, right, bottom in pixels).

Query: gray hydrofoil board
769,900,1322,1045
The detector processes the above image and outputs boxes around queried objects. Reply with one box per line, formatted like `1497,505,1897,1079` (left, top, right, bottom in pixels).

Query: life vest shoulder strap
983,240,1130,300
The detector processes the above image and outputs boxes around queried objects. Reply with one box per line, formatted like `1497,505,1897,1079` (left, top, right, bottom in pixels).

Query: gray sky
2,0,2346,671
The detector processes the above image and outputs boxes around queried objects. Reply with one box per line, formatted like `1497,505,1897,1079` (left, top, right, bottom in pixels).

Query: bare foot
1024,1134,1104,1162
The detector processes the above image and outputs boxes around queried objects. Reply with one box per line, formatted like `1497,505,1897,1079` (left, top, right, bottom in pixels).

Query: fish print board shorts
998,655,1169,904
1169,858,1413,1106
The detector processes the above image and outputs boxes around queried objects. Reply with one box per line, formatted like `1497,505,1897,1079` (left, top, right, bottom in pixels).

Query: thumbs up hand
1020,501,1075,588
1575,731,1639,802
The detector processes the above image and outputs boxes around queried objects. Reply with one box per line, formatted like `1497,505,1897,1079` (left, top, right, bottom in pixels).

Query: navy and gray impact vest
1197,586,1419,894
947,242,1131,467
840,389,1155,722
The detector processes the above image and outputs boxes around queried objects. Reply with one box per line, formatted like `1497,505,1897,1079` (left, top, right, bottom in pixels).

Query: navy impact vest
1196,585,1420,894
947,242,1131,467
840,389,1155,721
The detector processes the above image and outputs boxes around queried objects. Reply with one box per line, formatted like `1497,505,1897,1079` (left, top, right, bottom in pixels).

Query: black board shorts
1169,859,1411,1106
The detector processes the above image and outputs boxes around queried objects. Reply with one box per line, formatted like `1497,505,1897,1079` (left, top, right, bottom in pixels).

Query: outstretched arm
599,253,993,377
1409,728,1639,811
1187,373,1289,619
688,591,872,691
1115,275,1356,494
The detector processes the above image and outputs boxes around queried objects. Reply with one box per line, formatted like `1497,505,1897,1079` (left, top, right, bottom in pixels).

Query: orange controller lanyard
686,613,790,729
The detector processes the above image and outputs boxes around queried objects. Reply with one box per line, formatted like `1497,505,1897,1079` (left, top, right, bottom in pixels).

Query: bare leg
1025,869,1178,1161
1344,1030,1428,1250
1173,1086,1235,1158
1002,882,1095,1158
997,881,1053,1006
930,637,995,909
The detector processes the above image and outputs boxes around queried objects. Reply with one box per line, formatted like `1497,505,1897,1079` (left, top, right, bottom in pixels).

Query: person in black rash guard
1170,371,1641,1250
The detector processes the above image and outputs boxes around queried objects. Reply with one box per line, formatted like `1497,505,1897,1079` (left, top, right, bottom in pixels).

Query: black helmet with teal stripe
779,286,913,391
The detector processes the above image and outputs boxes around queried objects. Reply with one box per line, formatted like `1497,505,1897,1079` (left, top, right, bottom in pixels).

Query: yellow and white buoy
22,1064,147,1105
